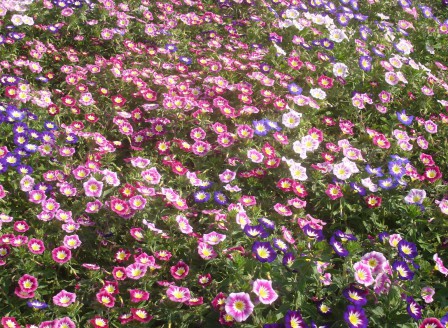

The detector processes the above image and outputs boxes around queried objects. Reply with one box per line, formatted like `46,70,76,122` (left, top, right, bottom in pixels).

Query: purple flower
344,306,368,328
334,230,357,241
282,252,295,268
330,236,349,257
252,241,276,263
287,83,303,95
284,310,308,328
397,240,418,259
272,238,289,252
343,286,368,306
406,297,422,320
392,261,414,280
359,56,372,71
302,224,324,241
193,191,210,203
27,299,48,309
244,225,269,238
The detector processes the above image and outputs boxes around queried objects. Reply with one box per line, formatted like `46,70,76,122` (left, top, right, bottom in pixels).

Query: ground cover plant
0,0,447,327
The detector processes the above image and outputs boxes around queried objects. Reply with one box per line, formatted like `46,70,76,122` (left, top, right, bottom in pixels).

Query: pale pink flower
83,177,103,198
167,285,191,303
53,290,76,307
225,292,254,322
252,279,278,305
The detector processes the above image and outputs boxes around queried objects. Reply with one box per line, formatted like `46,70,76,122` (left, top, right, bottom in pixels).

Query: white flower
289,163,307,181
11,14,23,26
329,28,347,43
282,110,302,128
333,62,349,78
310,88,326,100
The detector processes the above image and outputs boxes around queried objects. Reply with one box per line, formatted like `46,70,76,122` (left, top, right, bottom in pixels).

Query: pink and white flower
252,279,278,305
53,290,76,307
225,292,254,322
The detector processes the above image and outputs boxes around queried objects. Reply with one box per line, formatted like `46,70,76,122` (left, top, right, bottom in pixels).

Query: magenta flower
170,261,189,280
252,279,278,305
83,177,103,197
18,274,38,293
167,285,191,303
224,292,254,322
129,289,150,303
51,246,72,264
96,290,116,308
53,290,76,307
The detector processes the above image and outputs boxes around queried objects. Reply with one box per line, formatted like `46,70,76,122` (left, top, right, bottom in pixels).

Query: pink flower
225,292,254,322
353,262,374,286
129,195,146,210
434,253,448,276
125,262,147,280
203,231,226,245
421,286,435,303
424,120,437,134
83,177,103,197
54,317,76,328
198,242,217,260
176,215,193,234
18,274,38,293
28,190,46,204
167,285,191,303
191,141,211,157
63,234,82,249
51,246,72,264
252,279,278,305
85,200,102,213
28,238,45,254
141,167,161,184
53,290,76,307
325,184,343,200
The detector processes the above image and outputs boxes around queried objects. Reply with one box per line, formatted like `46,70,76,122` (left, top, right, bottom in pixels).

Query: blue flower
213,191,228,205
193,190,210,203
27,300,48,309
252,241,276,263
359,56,372,72
252,120,269,136
287,83,303,95
165,44,178,53
396,110,414,125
